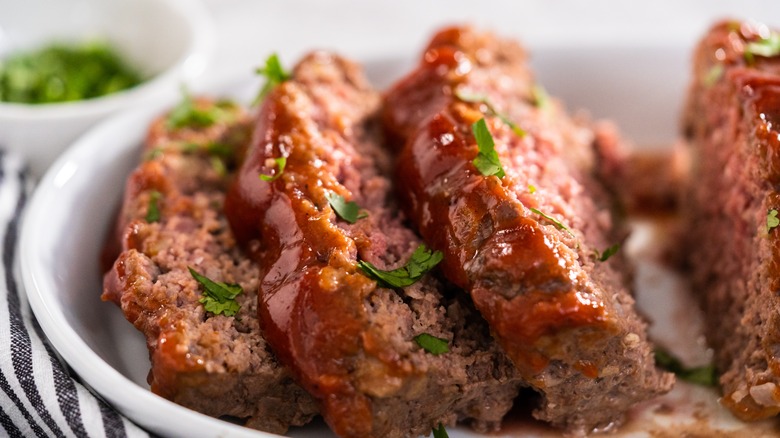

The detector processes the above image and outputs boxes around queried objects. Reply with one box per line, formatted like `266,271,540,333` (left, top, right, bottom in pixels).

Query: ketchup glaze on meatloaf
383,26,673,433
681,20,780,421
225,52,523,438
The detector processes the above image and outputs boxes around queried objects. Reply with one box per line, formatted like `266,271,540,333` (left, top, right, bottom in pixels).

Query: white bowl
0,0,214,177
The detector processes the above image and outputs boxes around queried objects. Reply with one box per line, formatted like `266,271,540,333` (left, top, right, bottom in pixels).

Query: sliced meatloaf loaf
225,52,523,438
383,26,674,433
681,20,780,420
101,97,318,433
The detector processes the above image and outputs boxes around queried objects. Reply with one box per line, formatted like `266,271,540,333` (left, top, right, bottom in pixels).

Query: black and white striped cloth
0,151,148,438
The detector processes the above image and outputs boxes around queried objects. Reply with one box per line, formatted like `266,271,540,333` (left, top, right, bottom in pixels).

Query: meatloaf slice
681,20,780,420
101,97,318,433
225,52,523,438
383,26,674,433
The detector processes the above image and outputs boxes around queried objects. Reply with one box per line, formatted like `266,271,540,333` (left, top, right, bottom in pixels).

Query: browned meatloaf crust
101,98,318,433
225,52,523,438
382,26,674,433
681,20,780,420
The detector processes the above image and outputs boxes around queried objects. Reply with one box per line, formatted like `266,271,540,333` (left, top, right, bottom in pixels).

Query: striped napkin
0,151,148,438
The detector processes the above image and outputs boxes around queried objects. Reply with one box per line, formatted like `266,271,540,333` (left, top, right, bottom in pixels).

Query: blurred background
200,0,780,148
0,0,778,173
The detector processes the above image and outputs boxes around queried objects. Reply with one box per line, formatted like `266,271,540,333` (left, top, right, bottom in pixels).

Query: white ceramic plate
19,13,780,438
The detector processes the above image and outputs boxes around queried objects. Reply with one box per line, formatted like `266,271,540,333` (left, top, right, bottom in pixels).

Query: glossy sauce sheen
682,21,780,422
225,59,415,437
384,28,608,377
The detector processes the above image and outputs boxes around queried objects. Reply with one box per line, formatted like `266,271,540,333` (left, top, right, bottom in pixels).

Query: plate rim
19,96,284,438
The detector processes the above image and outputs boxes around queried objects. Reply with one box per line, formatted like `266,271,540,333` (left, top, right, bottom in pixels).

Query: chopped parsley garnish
259,157,286,182
594,243,621,262
745,31,780,63
531,84,550,109
210,156,227,176
432,423,449,438
181,142,200,154
254,53,291,104
529,207,573,236
0,41,142,104
414,333,449,355
144,147,164,161
654,347,718,387
166,89,235,130
768,209,780,233
205,142,233,158
189,267,243,317
703,64,724,88
455,89,526,137
325,190,367,224
471,118,506,178
145,190,162,223
181,141,233,158
358,244,443,288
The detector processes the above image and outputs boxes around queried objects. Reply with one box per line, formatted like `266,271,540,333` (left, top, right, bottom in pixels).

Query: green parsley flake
144,147,164,161
594,243,621,262
703,64,724,88
471,118,506,178
768,209,780,233
358,244,443,288
210,156,227,176
0,41,143,104
145,190,162,223
455,89,526,137
181,142,200,154
254,53,291,104
181,141,233,158
432,423,449,438
414,333,449,355
259,157,287,182
166,89,235,130
745,32,780,62
654,347,718,387
531,84,550,109
325,190,367,224
189,267,243,317
205,142,233,158
529,207,573,236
